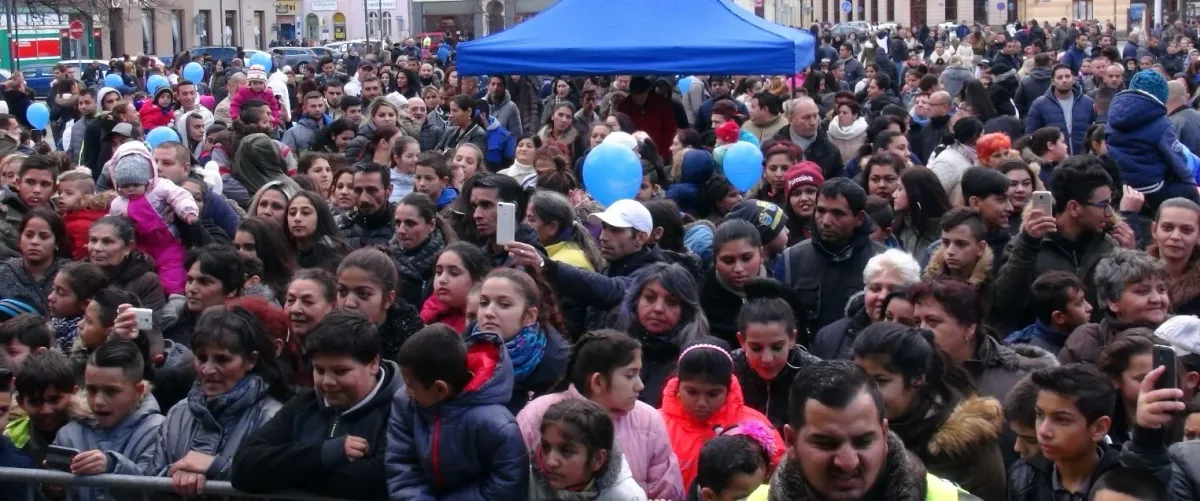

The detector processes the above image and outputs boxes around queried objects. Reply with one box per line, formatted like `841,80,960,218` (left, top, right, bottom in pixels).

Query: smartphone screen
497,202,516,245
1153,344,1179,392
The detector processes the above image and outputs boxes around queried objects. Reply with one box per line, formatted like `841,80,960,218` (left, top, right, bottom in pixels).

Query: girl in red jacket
660,341,784,487
419,241,491,333
139,87,175,130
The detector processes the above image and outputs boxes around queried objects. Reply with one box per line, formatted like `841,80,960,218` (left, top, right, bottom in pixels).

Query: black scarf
391,229,445,284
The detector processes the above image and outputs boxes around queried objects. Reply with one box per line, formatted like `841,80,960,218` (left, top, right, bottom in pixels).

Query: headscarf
232,133,295,195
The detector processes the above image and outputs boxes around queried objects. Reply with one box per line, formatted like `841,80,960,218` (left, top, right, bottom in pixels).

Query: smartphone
44,445,78,471
1154,344,1179,392
130,307,154,331
496,202,516,245
1031,191,1053,215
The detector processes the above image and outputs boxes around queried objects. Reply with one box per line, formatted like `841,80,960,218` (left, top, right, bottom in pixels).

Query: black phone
1153,344,1179,392
44,445,78,471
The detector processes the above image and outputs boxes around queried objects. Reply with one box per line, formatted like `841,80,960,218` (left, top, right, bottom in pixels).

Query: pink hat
199,95,216,110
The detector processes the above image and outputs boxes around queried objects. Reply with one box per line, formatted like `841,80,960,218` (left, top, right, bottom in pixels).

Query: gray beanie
112,155,152,188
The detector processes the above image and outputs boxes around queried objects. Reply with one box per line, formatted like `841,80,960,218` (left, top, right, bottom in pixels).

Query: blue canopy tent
455,0,816,76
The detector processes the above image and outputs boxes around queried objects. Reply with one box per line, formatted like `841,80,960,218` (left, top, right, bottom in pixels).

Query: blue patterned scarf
473,323,546,379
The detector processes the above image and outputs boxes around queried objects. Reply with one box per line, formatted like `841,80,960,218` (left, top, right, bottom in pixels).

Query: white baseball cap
1155,315,1200,356
588,199,653,234
602,131,638,152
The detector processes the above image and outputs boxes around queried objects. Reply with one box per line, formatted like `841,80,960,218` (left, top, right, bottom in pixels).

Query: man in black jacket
339,163,395,249
1015,53,1054,118
773,179,885,340
773,96,843,179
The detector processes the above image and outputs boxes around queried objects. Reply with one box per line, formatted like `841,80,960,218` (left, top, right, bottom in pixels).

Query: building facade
301,0,413,42
410,0,553,38
803,0,1012,29
102,0,277,58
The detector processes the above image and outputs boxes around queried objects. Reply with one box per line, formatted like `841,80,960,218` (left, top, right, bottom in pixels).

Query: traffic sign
995,1,1005,9
68,20,84,40
840,0,852,13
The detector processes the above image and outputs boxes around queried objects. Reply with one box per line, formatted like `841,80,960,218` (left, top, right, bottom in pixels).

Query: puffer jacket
488,92,523,136
1024,83,1095,155
435,123,489,154
0,186,29,259
339,203,396,249
659,376,785,488
893,395,1008,501
53,392,164,501
732,346,821,430
282,115,331,152
991,229,1118,333
231,360,402,499
940,65,975,97
1059,315,1154,366
385,334,529,500
65,191,116,260
100,250,167,312
528,443,648,501
928,143,977,197
1106,89,1196,192
140,375,284,480
665,150,716,216
344,120,378,161
967,334,1051,402
0,257,67,313
811,292,873,360
1121,424,1200,501
516,386,684,500
1014,67,1053,118
1009,444,1122,501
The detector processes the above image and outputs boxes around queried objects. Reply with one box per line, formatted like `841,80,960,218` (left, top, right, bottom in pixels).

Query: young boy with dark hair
414,151,457,210
6,350,80,468
637,162,660,202
864,194,900,248
0,313,52,370
1004,374,1043,462
231,310,401,499
925,207,991,284
1008,364,1121,500
53,338,161,501
1006,270,1093,355
1089,466,1169,501
385,326,528,499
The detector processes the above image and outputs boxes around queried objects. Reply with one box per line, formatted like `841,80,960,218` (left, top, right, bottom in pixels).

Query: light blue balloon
723,141,765,192
25,103,49,130
582,143,641,207
183,62,205,83
248,52,272,72
145,127,180,149
147,74,168,94
103,73,123,88
677,76,693,95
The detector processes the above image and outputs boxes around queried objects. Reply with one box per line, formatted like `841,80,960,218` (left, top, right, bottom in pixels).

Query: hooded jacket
528,443,648,501
0,186,30,259
811,292,874,361
436,123,489,155
138,93,175,130
992,228,1118,333
900,395,1008,501
343,120,378,162
732,346,821,430
750,432,983,501
141,376,284,480
1025,83,1096,155
826,116,868,165
282,114,332,153
230,360,403,499
65,191,116,260
666,150,716,216
516,386,684,500
659,376,785,488
385,334,530,500
0,257,66,313
940,65,975,98
53,391,164,501
488,91,524,136
1060,315,1157,366
1015,67,1053,118
1005,320,1071,356
968,334,1053,402
1107,89,1196,192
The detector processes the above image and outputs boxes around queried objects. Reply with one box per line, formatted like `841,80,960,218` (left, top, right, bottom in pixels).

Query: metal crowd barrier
0,467,350,500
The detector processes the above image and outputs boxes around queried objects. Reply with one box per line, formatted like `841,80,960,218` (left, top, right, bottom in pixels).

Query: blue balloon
145,127,180,149
582,143,641,207
723,141,765,192
147,75,168,94
677,76,693,95
25,103,48,130
248,52,272,72
182,62,205,83
104,73,123,88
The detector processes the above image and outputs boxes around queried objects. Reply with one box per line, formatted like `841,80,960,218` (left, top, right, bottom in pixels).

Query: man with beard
404,97,443,151
64,88,101,163
339,164,395,248
774,179,885,339
418,63,440,88
747,361,980,501
910,91,953,164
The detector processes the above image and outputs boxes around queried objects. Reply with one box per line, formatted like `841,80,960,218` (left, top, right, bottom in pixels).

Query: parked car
310,46,333,61
830,21,871,38
189,46,239,64
271,47,317,71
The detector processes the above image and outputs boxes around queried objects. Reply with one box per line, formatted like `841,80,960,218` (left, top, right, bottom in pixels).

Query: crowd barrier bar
0,466,350,500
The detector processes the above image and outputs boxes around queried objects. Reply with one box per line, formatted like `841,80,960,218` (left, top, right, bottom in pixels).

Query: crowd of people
0,15,1193,501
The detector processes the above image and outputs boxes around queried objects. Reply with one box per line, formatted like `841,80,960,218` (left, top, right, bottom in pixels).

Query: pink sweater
515,386,684,500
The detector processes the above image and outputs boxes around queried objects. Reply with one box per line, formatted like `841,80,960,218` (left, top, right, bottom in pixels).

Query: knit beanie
113,154,153,187
784,161,825,199
1130,69,1168,104
726,199,789,244
715,121,740,144
247,65,268,83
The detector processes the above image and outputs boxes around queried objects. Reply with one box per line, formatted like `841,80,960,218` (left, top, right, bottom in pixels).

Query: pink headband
678,343,733,365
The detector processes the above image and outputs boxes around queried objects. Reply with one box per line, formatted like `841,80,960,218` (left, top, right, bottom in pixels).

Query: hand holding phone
44,446,79,471
1153,344,1179,392
496,202,516,245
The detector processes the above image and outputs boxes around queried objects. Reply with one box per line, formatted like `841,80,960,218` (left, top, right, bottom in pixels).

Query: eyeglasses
1084,200,1113,211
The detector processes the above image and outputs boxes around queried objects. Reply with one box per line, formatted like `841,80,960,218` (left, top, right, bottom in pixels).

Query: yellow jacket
746,473,970,501
545,241,594,271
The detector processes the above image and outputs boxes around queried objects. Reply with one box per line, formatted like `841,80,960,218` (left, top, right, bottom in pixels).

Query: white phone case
497,202,516,245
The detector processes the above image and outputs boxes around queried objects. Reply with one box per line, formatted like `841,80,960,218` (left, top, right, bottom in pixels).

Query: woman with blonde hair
344,98,400,160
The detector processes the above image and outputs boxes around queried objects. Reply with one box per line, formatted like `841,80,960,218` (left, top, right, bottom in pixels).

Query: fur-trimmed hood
765,432,927,501
927,396,1005,458
1146,243,1200,309
1009,343,1060,369
923,244,993,286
